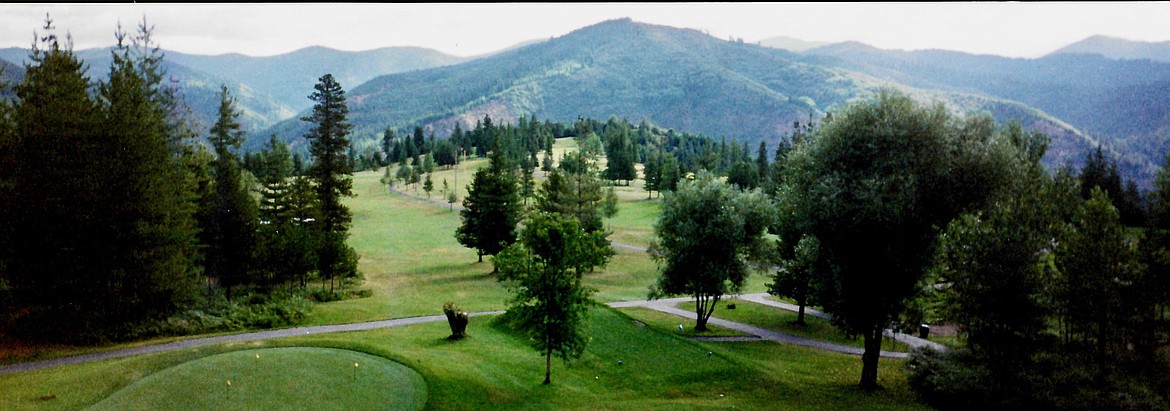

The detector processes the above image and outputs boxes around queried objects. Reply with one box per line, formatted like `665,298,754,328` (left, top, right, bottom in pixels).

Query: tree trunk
859,324,883,390
543,349,552,385
694,295,708,331
796,304,806,325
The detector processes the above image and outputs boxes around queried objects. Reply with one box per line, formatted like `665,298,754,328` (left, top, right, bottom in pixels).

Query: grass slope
87,347,425,411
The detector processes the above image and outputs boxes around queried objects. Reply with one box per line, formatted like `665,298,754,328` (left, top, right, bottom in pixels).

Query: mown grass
619,307,750,338
678,299,913,352
87,347,425,410
1,308,927,411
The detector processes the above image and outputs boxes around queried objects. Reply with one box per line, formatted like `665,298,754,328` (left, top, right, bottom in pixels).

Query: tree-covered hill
0,45,463,140
165,46,468,113
1049,35,1170,63
0,58,22,100
0,47,294,136
803,42,1170,186
262,18,1088,168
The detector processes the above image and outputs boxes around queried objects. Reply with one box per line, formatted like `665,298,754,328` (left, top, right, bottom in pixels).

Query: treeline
364,111,793,202
0,20,359,344
752,93,1169,408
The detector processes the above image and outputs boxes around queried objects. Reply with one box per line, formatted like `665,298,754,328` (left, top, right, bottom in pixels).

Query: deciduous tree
649,170,773,331
494,212,613,384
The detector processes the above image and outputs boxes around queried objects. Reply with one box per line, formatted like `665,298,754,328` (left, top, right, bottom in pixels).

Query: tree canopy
649,170,773,331
784,91,1012,389
494,211,613,384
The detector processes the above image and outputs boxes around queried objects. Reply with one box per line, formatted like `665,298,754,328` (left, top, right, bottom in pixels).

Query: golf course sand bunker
88,347,426,410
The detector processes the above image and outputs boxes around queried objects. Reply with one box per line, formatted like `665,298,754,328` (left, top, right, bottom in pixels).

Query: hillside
166,46,467,113
264,19,1085,163
803,42,1170,186
0,58,22,99
0,47,295,135
757,36,830,53
261,18,850,150
1049,35,1170,63
0,45,462,138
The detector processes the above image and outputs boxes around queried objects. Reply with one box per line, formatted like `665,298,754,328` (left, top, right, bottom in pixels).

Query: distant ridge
1049,35,1170,63
757,36,829,52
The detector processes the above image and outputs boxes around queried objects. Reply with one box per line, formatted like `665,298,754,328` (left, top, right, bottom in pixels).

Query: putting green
88,347,426,410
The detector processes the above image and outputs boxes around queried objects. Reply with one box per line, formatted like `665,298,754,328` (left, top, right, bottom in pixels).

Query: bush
906,347,1170,411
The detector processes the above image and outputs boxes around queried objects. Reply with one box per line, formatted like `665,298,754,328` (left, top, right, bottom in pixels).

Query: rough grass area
87,347,425,411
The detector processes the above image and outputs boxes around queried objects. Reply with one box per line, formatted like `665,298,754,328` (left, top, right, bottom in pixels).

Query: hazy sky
2,3,1168,58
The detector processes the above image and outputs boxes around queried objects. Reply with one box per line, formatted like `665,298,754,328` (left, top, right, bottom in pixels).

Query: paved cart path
1,292,946,375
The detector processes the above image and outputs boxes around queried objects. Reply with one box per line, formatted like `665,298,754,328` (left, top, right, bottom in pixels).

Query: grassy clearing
679,299,913,352
1,307,926,411
2,136,929,410
87,347,425,411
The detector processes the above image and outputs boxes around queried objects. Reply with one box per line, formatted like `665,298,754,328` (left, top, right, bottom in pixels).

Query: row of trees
634,91,1167,405
0,19,358,343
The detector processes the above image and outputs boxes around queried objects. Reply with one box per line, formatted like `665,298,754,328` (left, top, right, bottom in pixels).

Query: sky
1,3,1168,59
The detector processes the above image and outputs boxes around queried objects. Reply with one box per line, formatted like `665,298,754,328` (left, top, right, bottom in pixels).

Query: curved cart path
1,293,944,375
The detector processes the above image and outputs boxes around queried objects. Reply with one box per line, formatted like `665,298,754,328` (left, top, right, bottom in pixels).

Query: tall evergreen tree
536,151,615,234
4,18,200,341
5,19,107,340
456,150,521,264
203,86,259,301
302,73,357,290
603,120,637,185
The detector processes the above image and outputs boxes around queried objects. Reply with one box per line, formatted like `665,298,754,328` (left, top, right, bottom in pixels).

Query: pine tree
98,20,201,323
456,150,521,264
6,18,109,340
203,86,259,301
536,151,611,234
302,74,357,290
5,18,200,340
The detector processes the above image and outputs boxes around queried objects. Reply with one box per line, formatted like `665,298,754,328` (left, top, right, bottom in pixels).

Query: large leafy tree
302,73,357,290
494,212,613,385
456,150,521,264
785,92,1009,389
649,170,773,331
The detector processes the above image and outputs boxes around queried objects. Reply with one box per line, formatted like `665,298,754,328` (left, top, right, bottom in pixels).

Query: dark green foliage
649,170,773,331
494,212,613,384
2,19,202,342
302,73,357,290
768,234,820,325
203,86,260,301
456,152,522,263
909,121,1170,409
602,118,637,184
725,160,759,190
1056,188,1147,375
423,173,434,198
1079,146,1146,226
535,151,612,234
786,92,1011,389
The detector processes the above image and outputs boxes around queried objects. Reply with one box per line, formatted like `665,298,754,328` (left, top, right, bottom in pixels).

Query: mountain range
2,18,1169,187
